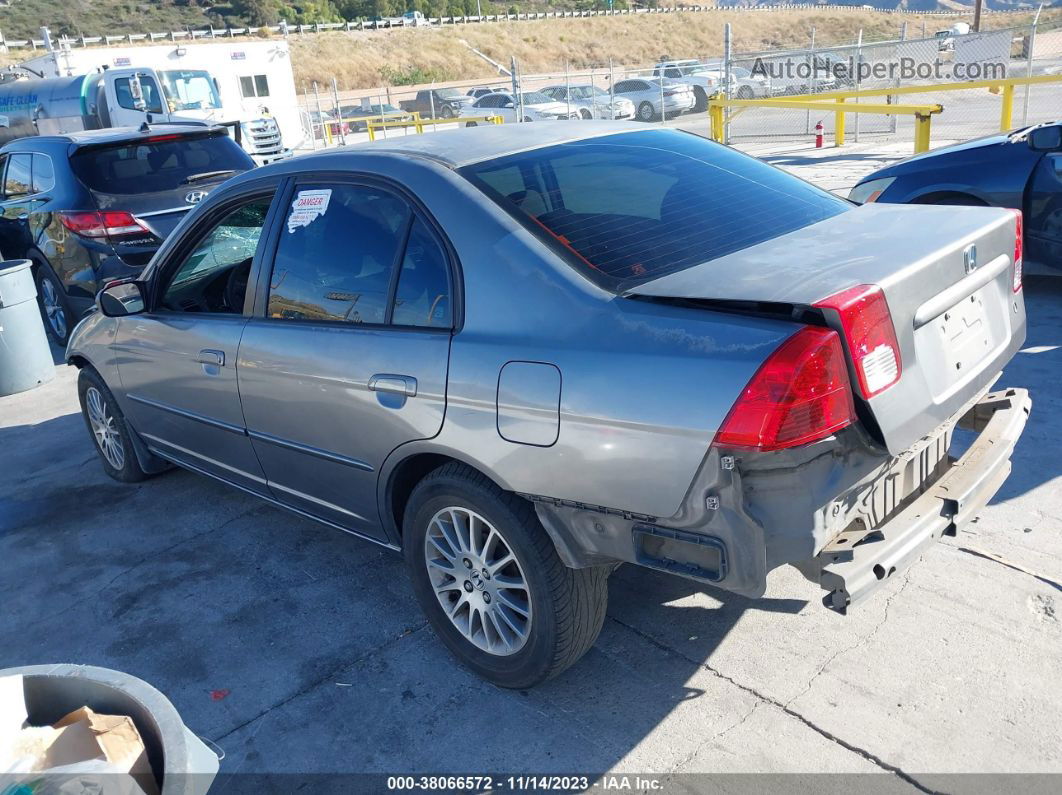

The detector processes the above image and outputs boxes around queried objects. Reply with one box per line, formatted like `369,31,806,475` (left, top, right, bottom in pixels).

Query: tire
692,87,708,112
441,105,455,119
77,368,151,483
465,121,478,128
404,462,609,689
35,265,72,346
637,101,656,122
737,85,754,100
579,109,592,120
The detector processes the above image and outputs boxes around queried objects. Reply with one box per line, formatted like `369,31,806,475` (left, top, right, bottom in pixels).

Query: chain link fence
296,17,1062,152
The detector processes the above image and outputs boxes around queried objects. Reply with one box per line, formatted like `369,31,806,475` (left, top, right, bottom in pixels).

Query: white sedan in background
462,91,580,124
540,84,635,120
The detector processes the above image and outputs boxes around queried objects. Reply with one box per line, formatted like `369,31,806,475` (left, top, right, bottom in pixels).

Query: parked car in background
338,103,413,133
652,59,722,111
399,88,474,119
462,91,579,123
850,121,1062,273
305,109,347,140
540,84,635,120
0,124,254,344
467,86,504,99
612,78,695,121
69,123,1029,690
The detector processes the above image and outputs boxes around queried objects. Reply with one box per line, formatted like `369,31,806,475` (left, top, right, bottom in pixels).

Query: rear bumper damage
818,388,1031,613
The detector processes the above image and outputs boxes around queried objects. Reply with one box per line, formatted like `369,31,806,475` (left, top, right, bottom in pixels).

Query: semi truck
4,39,301,163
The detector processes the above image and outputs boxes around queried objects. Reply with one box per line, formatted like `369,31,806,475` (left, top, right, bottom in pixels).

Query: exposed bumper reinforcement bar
819,388,1031,614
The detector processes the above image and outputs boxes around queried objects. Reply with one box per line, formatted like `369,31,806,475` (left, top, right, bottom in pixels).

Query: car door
237,177,454,541
104,70,167,127
1026,134,1062,268
113,184,282,493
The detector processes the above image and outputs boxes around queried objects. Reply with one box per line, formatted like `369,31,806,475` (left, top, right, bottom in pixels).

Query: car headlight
848,177,896,205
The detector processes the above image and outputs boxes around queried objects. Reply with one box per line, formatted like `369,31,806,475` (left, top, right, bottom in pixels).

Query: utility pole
973,0,983,32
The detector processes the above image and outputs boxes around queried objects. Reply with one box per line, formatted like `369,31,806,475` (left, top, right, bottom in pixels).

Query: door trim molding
127,393,246,435
247,428,375,472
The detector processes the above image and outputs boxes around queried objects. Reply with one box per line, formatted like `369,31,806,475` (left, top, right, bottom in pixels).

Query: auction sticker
287,189,331,233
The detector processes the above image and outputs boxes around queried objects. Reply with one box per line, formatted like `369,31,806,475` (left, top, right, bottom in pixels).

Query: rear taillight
1011,209,1023,293
59,211,151,242
712,326,856,452
814,284,902,399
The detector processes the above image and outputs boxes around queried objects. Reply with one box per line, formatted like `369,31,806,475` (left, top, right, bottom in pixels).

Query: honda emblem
963,244,978,275
185,190,208,204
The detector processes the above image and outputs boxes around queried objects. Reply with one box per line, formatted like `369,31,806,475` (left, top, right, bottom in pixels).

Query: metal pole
512,56,523,122
313,81,327,147
853,28,862,144
893,22,906,135
332,77,346,146
429,79,436,120
565,62,572,119
807,27,816,134
609,58,615,120
1022,4,1043,126
973,0,983,33
590,65,597,119
304,82,318,151
723,22,732,143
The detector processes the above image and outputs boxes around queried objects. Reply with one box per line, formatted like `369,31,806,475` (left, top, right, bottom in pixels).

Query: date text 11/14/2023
386,775,665,790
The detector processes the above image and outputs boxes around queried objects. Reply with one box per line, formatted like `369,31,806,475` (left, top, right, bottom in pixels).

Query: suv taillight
59,211,151,242
712,326,856,452
814,284,902,399
1011,209,1023,293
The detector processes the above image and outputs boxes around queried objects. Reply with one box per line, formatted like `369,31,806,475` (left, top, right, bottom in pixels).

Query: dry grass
289,8,1060,91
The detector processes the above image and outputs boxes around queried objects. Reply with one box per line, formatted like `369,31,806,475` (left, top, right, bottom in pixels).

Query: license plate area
915,283,1007,401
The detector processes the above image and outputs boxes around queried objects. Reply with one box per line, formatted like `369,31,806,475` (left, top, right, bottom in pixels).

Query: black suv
0,125,255,344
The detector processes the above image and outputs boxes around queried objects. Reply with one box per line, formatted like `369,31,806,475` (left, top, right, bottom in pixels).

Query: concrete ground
1,155,1060,790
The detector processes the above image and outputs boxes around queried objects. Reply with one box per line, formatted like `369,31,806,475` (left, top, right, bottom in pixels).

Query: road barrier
366,114,503,141
709,74,1062,153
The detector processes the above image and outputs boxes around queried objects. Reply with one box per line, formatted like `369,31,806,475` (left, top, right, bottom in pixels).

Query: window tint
239,75,270,98
32,154,54,194
393,218,451,328
70,133,251,195
255,75,270,97
114,76,165,113
460,129,850,293
267,185,409,325
4,153,32,196
160,199,271,313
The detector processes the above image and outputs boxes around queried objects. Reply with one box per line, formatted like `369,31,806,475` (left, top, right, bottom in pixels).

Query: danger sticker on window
287,189,331,233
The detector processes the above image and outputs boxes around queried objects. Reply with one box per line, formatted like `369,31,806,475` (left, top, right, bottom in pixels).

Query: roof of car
307,121,643,169
2,124,225,150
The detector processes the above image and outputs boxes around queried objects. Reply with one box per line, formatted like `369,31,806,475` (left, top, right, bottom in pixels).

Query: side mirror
503,101,514,108
98,279,146,317
1028,125,1062,152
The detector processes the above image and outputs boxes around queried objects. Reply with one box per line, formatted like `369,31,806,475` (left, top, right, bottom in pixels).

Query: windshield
160,70,222,111
71,133,252,195
520,92,553,105
460,129,849,293
436,89,464,99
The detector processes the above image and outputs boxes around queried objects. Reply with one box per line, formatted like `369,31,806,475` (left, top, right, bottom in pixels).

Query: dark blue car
850,121,1062,273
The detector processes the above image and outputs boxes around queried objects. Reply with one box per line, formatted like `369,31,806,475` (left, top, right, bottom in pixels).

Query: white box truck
13,39,301,163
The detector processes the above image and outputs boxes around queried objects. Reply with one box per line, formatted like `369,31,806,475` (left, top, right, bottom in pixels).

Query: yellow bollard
999,83,1015,131
709,103,724,142
834,98,845,147
914,113,932,153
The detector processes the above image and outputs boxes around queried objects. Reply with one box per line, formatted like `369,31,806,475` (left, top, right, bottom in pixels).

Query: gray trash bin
0,259,56,396
1,663,220,795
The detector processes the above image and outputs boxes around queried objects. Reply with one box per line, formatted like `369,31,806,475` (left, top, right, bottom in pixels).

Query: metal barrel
0,259,57,396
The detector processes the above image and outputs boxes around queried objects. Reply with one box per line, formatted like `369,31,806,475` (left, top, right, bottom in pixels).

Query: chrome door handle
368,374,417,397
196,349,225,367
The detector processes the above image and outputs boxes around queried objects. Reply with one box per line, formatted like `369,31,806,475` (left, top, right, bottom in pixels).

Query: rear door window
460,129,849,293
32,154,55,194
266,184,410,325
4,153,32,197
70,133,251,195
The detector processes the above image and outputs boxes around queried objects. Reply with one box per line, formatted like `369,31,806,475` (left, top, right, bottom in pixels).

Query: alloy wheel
40,276,67,340
423,506,532,656
86,387,125,470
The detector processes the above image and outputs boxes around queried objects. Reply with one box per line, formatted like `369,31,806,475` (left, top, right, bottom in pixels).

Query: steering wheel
224,258,253,312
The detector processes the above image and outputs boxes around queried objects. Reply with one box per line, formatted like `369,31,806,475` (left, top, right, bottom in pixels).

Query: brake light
814,284,901,399
59,211,150,241
712,326,856,452
1011,209,1023,293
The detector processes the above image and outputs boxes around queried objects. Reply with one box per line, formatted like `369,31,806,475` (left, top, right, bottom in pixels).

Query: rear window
70,133,252,195
459,129,850,292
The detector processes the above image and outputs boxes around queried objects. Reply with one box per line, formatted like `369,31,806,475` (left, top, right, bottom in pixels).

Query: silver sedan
69,123,1030,689
540,84,635,120
611,77,696,121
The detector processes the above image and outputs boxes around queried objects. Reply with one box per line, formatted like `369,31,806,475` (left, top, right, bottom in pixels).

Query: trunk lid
628,203,1026,454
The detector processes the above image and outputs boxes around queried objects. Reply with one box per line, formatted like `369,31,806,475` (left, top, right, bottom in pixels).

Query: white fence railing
0,5,1026,52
